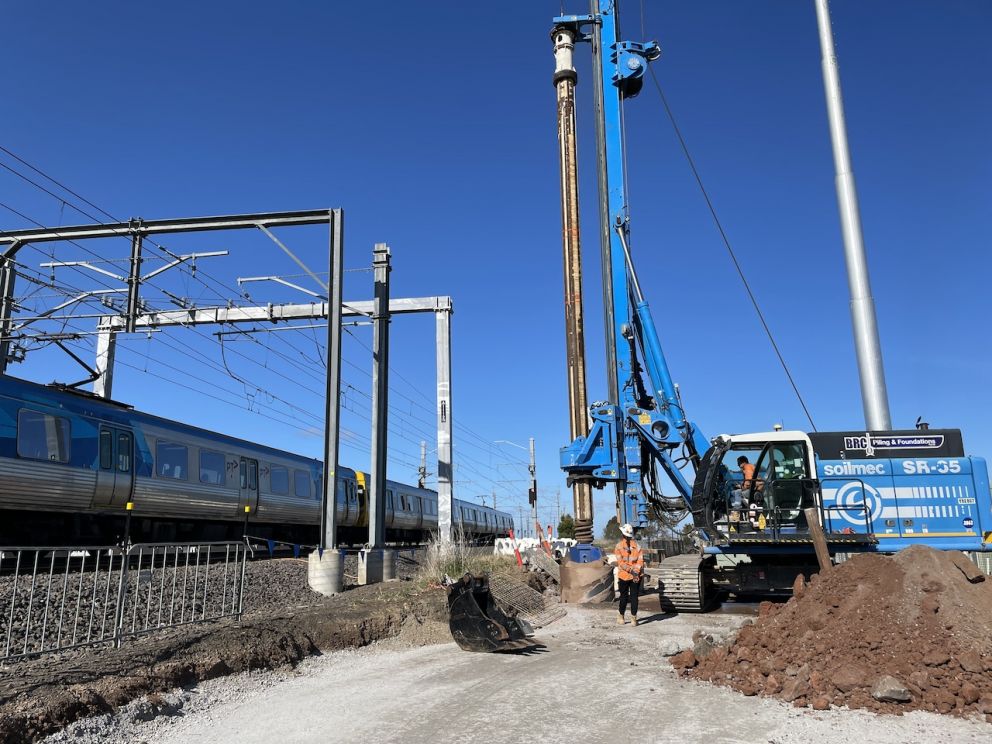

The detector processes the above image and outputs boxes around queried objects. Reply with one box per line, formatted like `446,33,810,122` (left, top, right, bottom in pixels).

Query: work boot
631,615,638,627
616,614,626,625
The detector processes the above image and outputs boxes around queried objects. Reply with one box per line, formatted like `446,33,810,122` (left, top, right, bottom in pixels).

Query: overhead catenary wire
645,68,817,431
0,204,431,478
58,324,425,474
4,148,522,481
0,147,527,507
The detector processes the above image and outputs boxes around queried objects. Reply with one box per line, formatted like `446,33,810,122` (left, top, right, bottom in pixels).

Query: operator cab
692,430,819,541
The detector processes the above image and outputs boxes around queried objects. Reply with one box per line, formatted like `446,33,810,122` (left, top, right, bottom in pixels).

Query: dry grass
416,530,517,587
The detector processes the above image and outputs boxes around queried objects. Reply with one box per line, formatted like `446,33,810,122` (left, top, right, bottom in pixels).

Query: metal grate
525,548,561,583
488,574,566,629
1,540,247,663
969,552,992,576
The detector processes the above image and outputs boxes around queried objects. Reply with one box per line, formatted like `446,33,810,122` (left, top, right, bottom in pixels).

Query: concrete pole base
383,549,397,581
308,549,345,597
359,548,398,584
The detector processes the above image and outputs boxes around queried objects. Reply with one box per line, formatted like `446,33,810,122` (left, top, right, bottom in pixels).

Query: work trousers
618,577,640,617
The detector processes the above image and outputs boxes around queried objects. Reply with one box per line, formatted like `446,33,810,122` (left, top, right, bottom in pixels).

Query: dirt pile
671,546,992,718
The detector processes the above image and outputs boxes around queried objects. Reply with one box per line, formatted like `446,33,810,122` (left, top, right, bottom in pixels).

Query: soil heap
670,546,992,718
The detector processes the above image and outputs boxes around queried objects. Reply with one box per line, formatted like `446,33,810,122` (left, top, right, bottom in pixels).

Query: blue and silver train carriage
0,374,512,546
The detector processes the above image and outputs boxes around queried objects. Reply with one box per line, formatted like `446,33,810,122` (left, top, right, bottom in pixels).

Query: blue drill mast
555,3,705,529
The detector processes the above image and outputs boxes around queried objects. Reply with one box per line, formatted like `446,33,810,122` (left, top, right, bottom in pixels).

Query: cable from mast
646,67,818,432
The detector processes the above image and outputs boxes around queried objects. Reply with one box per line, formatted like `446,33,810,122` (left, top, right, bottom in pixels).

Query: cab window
756,443,809,482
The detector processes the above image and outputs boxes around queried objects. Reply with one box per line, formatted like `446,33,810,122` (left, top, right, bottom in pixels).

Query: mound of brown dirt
675,546,992,719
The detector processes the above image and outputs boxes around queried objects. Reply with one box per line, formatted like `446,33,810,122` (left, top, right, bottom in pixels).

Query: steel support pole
418,440,427,488
435,308,453,543
93,326,117,398
528,436,538,541
368,244,391,549
320,210,344,550
815,0,892,430
125,230,143,334
553,24,594,545
588,1,617,404
0,254,18,375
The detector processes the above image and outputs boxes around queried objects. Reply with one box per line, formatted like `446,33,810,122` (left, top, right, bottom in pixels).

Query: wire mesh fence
644,536,693,560
1,541,247,663
488,574,566,629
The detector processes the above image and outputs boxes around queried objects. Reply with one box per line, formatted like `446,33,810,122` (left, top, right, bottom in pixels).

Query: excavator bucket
446,574,535,652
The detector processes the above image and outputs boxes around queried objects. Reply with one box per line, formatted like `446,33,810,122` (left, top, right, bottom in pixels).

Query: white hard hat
620,523,634,537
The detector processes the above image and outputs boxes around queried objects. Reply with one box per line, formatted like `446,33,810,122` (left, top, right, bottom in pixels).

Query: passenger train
0,375,513,546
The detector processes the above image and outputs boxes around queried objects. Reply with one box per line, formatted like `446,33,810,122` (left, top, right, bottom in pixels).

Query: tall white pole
815,0,892,431
436,309,454,542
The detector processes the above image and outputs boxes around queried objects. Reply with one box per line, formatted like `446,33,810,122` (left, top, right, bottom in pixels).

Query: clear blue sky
3,1,989,537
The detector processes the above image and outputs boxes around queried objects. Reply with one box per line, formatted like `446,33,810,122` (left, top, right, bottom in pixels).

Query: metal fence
645,536,694,559
1,541,247,663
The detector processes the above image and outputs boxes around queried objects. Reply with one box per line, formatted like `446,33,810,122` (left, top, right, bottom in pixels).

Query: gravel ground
0,551,444,742
0,549,424,660
38,605,992,744
0,554,333,660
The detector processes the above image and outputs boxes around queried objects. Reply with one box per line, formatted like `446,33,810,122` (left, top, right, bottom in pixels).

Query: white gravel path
45,605,992,744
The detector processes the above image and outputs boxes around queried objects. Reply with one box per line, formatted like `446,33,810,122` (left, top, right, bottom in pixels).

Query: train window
117,433,131,473
99,430,113,470
199,450,226,485
17,409,70,463
156,441,188,480
270,465,289,495
294,470,310,499
248,460,258,491
240,460,247,489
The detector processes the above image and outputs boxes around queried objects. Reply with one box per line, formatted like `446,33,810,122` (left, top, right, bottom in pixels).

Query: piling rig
551,0,992,609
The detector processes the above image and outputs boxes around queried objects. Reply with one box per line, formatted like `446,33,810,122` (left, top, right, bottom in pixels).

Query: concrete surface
54,605,992,744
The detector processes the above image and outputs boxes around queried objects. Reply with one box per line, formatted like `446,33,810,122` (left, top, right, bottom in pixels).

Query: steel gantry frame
0,210,458,556
91,295,457,547
0,209,349,555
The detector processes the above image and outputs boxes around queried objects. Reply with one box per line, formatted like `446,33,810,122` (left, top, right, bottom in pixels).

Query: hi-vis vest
614,538,644,581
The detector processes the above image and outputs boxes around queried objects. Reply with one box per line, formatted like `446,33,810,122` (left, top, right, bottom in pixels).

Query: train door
92,426,134,508
238,457,259,516
353,477,364,527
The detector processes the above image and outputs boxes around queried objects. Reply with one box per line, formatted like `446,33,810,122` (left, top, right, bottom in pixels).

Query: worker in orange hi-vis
614,523,644,626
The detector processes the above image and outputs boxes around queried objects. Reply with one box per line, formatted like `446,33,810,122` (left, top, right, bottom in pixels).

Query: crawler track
656,553,713,613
